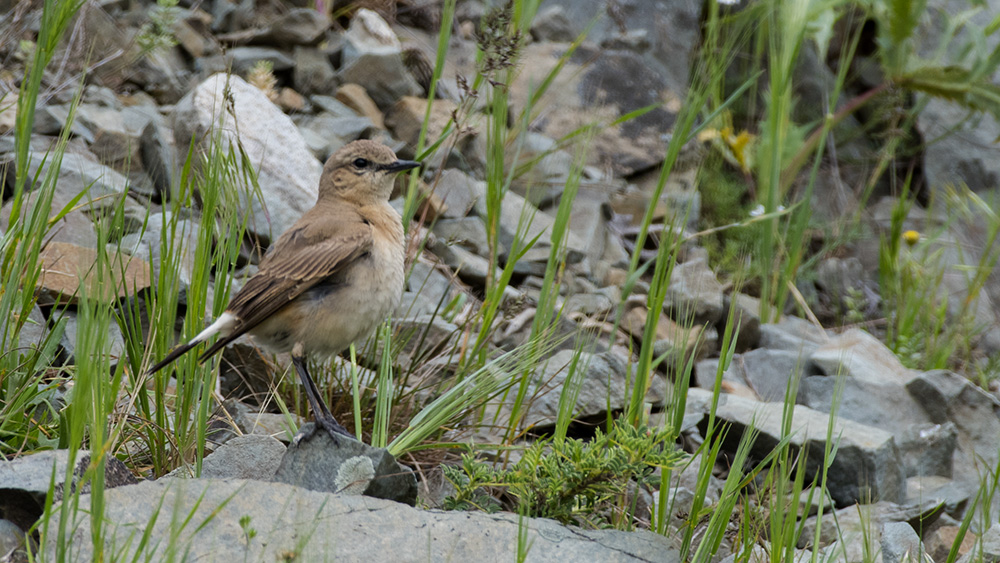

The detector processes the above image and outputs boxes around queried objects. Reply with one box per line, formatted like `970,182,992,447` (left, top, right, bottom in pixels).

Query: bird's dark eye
352,158,369,169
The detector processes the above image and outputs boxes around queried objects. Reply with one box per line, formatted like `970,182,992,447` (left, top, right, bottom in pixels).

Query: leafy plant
444,420,685,527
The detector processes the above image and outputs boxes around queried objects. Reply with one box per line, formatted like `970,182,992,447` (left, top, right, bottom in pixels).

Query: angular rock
926,525,977,562
335,83,385,129
811,328,915,386
339,9,422,108
515,349,666,429
35,242,151,306
723,293,763,351
426,235,497,287
881,521,933,563
759,316,826,353
905,475,971,518
530,5,576,42
907,370,1000,488
957,521,1000,563
622,306,704,361
49,478,680,561
385,96,460,148
688,388,906,505
228,46,295,75
0,450,135,532
118,211,199,286
273,423,417,506
168,435,286,481
896,422,957,478
665,257,725,326
798,374,933,438
706,349,806,402
258,8,328,47
293,46,338,97
76,104,138,165
432,217,491,257
57,307,128,366
173,73,322,243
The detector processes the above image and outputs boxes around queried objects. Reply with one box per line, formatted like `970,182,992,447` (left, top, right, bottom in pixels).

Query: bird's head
318,140,420,205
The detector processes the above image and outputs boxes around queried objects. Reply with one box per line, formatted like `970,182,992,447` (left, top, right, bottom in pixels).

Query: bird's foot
309,414,355,444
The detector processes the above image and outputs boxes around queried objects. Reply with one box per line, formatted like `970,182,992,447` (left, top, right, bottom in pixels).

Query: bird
147,139,420,441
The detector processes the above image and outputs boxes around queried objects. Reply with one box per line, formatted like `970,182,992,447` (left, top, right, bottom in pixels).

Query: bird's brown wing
198,218,373,360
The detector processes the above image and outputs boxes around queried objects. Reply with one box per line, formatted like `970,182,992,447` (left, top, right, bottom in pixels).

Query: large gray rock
173,73,322,244
664,257,725,327
810,328,915,386
798,374,934,438
0,450,136,533
907,370,1000,489
698,348,806,402
957,521,1000,563
688,388,906,506
273,423,417,506
48,478,680,561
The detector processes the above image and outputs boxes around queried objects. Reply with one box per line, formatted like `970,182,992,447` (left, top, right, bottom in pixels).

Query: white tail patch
192,312,238,344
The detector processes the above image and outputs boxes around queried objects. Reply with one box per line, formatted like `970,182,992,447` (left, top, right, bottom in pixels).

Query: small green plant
136,0,180,54
443,420,686,528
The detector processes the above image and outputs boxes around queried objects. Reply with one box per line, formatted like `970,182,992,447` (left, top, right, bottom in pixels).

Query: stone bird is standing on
148,140,420,440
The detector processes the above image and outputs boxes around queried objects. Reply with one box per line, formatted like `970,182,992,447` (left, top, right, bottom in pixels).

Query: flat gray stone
48,478,680,562
688,388,905,506
811,328,915,386
167,435,286,481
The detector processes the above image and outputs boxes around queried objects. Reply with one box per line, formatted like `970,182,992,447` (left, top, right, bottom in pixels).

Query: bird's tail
145,312,237,375
145,339,202,375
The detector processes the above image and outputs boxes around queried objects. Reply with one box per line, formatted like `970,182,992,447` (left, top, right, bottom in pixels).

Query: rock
432,217,491,257
392,316,460,372
76,104,138,165
258,8,328,47
665,258,725,326
920,98,1000,195
0,90,16,135
273,423,417,505
432,168,481,219
622,306,704,361
758,316,826,353
173,73,322,244
907,370,1000,490
385,96,459,148
16,305,51,356
926,525,977,562
0,518,29,562
406,258,458,308
798,373,933,438
34,242,151,306
881,521,932,563
801,500,940,551
723,293,762,351
294,113,350,160
132,107,177,197
514,349,666,429
118,211,199,286
957,521,1000,563
426,235,497,287
57,307,127,366
228,46,295,75
905,475,970,518
896,423,957,478
811,328,915,386
49,478,680,561
339,9,422,108
688,388,906,505
530,5,576,42
293,46,338,97
0,450,136,532
335,83,385,129
169,435,286,480
699,349,805,402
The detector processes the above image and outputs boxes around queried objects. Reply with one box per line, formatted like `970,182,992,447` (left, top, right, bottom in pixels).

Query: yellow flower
903,230,920,246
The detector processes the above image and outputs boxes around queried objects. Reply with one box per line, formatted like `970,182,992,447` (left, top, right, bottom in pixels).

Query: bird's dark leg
291,353,353,441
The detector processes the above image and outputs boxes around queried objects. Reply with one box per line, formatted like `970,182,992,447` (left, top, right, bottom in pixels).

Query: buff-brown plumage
148,140,419,439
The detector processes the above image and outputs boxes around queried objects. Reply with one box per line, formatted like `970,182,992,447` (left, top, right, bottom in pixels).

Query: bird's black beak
382,160,421,173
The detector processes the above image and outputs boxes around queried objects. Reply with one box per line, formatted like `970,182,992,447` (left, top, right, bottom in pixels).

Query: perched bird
147,139,420,441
